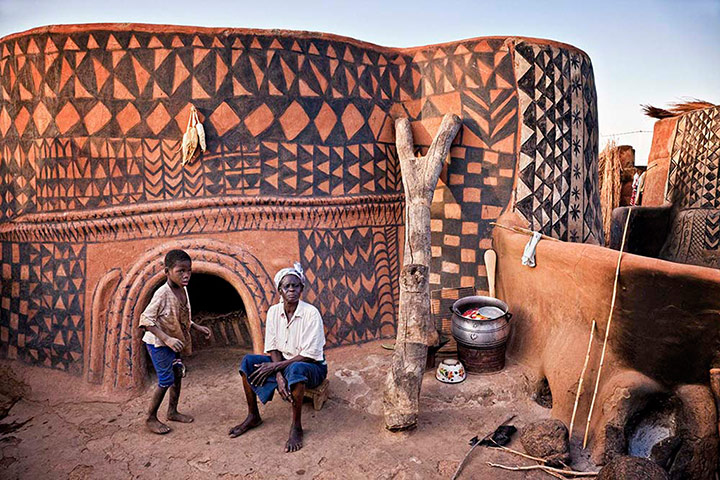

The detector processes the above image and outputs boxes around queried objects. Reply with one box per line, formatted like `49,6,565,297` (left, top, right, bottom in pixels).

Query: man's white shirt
263,300,326,362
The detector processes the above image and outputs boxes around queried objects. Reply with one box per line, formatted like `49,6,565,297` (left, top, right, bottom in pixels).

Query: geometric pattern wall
660,208,720,269
298,227,398,346
513,42,603,244
410,38,521,289
0,241,85,372
0,25,602,374
0,29,410,219
666,106,720,209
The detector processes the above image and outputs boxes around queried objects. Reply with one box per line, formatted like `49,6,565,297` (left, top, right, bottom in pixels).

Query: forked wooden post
383,113,462,431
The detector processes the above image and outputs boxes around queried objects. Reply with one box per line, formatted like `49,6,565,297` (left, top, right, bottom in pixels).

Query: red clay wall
0,25,601,387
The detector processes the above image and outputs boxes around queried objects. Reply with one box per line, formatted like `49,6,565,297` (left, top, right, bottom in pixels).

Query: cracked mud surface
1,340,591,479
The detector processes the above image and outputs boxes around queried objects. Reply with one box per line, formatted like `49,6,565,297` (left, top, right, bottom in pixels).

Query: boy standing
139,249,211,434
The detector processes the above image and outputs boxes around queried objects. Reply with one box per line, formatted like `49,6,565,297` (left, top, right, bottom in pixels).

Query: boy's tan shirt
139,283,193,356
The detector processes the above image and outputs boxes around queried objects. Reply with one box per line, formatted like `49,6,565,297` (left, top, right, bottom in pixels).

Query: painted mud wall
639,106,720,268
0,25,602,387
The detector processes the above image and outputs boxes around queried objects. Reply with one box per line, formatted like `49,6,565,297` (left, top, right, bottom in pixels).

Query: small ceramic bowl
436,359,466,384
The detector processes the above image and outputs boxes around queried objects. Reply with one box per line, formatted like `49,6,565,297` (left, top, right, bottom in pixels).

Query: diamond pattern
667,107,720,208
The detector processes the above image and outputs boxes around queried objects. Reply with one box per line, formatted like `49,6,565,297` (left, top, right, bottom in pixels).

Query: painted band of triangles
513,42,603,244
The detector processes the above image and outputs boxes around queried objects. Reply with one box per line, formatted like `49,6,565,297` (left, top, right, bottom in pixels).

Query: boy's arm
190,322,211,338
145,325,184,353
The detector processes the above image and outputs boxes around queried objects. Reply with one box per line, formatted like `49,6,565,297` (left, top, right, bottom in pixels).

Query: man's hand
165,336,184,353
193,324,212,339
276,372,293,404
248,362,278,387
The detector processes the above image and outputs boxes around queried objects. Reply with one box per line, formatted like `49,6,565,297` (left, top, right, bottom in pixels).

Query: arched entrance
96,238,276,391
187,273,252,350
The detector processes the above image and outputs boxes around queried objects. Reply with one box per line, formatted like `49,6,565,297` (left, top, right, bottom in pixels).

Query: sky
1,0,718,165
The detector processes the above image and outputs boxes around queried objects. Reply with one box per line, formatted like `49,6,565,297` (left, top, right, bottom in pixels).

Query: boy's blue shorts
146,344,183,388
239,354,327,404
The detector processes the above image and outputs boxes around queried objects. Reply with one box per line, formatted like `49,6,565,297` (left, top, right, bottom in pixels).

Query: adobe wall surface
641,117,677,206
0,24,602,388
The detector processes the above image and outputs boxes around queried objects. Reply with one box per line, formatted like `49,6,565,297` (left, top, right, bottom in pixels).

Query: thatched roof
642,99,717,119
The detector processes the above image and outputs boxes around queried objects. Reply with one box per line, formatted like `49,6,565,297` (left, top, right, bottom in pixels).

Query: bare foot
285,426,303,453
146,417,171,434
167,411,194,423
228,414,262,438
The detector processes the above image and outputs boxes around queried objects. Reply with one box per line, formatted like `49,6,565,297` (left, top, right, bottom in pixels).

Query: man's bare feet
285,425,303,453
146,417,171,434
167,411,194,423
228,414,262,438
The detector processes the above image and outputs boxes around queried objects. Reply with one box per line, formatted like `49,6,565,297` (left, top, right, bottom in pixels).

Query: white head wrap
274,262,305,290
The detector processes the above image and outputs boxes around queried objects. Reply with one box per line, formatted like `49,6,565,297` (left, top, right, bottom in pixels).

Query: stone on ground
520,419,570,467
597,456,669,480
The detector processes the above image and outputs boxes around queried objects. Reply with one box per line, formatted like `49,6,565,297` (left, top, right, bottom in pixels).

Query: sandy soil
0,340,596,479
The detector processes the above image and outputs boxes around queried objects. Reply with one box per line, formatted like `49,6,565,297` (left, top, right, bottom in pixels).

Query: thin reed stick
569,320,595,437
491,441,569,469
490,222,561,242
487,462,598,477
582,208,633,448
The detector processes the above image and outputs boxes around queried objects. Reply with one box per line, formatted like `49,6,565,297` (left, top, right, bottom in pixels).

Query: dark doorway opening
187,273,251,350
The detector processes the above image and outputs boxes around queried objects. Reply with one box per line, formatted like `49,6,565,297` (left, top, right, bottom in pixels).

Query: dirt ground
0,340,596,479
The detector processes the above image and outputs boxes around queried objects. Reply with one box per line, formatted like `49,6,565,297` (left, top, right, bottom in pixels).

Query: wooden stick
487,462,598,477
582,208,633,448
491,441,566,468
451,415,515,480
484,249,497,298
490,222,561,242
569,320,596,437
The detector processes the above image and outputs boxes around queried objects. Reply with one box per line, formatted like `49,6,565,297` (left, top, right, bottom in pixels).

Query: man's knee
240,354,268,375
240,354,256,374
285,362,310,381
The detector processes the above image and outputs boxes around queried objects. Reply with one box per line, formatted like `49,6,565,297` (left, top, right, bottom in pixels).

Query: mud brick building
0,25,602,389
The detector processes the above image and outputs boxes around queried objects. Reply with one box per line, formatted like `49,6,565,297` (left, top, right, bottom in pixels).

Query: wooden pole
582,208,632,448
569,320,595,437
383,114,462,431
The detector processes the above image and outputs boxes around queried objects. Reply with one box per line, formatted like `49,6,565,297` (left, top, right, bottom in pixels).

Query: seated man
229,263,327,452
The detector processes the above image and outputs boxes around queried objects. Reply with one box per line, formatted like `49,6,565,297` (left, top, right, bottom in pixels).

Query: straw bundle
642,99,716,119
598,140,622,244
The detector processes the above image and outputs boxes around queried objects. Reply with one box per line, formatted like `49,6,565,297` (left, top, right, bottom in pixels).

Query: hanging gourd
181,105,206,165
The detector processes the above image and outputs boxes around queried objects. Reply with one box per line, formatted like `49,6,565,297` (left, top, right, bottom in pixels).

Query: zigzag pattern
705,211,720,250
661,208,720,269
0,195,405,243
299,228,397,346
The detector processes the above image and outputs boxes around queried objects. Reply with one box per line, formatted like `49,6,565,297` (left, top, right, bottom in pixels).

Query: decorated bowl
436,359,466,384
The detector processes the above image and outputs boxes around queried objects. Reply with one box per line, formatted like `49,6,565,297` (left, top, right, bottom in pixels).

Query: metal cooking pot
451,296,512,348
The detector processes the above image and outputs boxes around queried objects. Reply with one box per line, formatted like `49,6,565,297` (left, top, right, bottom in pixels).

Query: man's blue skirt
239,354,327,404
